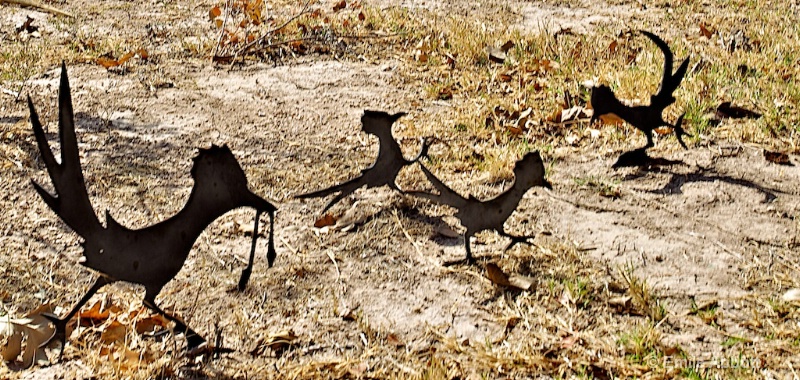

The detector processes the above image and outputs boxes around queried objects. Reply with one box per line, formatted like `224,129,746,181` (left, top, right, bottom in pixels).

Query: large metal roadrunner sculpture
295,110,429,214
590,31,690,150
408,152,551,265
28,64,277,355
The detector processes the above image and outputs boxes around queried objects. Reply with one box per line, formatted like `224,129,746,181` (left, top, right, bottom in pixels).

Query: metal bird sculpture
28,63,277,356
295,110,428,214
408,152,551,265
590,30,690,149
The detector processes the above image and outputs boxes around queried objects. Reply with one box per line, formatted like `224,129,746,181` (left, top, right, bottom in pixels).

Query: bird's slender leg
238,209,262,291
43,275,113,358
645,130,655,148
142,293,232,355
442,233,475,266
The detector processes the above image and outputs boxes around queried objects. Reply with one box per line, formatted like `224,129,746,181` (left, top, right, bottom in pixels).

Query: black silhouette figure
409,152,551,265
590,31,690,149
28,64,277,356
296,110,428,214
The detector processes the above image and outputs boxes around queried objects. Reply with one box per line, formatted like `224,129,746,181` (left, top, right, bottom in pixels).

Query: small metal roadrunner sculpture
590,30,690,151
409,152,551,265
296,110,429,214
28,64,277,356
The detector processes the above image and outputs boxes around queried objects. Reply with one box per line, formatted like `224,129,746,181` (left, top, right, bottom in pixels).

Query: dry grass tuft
3,0,800,378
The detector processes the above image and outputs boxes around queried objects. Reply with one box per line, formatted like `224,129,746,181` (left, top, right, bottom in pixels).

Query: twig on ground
228,0,314,67
1,0,73,17
211,0,233,61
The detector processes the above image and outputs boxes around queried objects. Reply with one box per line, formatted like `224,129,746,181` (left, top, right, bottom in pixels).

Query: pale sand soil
1,0,799,378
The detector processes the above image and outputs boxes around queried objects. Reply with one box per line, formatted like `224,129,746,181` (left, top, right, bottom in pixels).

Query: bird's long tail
29,62,102,238
406,163,468,210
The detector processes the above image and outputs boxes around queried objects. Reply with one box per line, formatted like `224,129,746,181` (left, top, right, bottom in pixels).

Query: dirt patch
518,1,643,34
2,0,800,378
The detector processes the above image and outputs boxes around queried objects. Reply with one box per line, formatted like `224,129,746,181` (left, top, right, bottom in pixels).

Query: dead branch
1,0,73,17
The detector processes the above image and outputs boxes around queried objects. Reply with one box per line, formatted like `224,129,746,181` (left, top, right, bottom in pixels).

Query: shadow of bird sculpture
408,152,551,265
28,63,277,356
295,110,429,214
590,30,690,150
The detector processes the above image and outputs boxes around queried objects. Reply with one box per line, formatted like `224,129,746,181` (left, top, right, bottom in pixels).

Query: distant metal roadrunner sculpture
408,152,551,265
590,30,690,150
28,63,277,356
296,110,429,214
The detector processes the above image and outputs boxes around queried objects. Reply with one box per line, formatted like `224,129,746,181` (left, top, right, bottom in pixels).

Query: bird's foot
41,313,68,360
185,333,234,358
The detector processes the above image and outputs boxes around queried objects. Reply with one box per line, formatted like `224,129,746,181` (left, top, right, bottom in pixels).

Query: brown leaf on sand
386,333,404,347
653,126,672,136
0,306,57,368
608,296,633,313
699,23,714,38
764,150,792,166
209,5,221,20
507,275,534,291
333,0,346,12
314,213,338,228
100,320,126,343
486,263,534,291
78,301,110,326
486,263,512,287
135,314,169,335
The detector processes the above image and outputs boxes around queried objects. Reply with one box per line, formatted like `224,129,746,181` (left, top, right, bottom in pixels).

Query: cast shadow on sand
611,147,683,169
647,166,780,203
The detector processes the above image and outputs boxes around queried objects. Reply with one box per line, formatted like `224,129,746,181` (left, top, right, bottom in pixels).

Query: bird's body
28,64,277,355
590,31,690,149
410,152,550,264
296,110,428,214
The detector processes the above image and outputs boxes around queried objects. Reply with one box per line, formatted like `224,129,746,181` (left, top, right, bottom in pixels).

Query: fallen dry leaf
507,275,534,291
485,263,534,290
386,333,404,347
608,296,632,312
333,0,346,12
135,314,169,335
209,6,222,21
0,307,56,368
487,47,506,64
485,263,512,287
699,23,714,38
764,150,791,165
608,40,619,53
79,301,110,326
100,320,126,343
314,213,338,228
653,126,672,136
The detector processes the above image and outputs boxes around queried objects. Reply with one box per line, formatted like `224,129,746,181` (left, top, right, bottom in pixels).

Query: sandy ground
1,0,799,378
